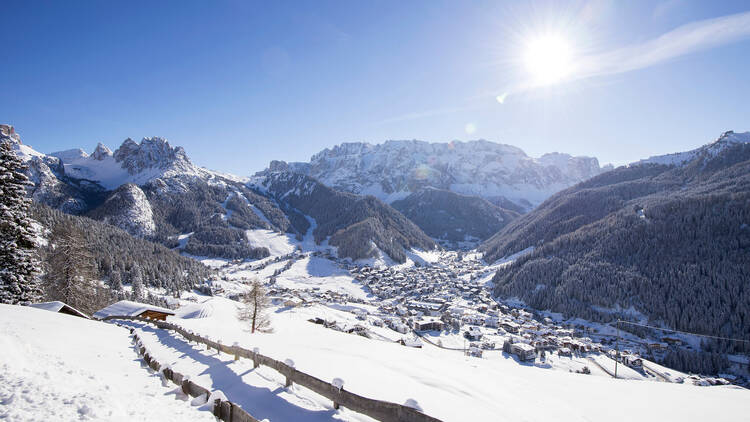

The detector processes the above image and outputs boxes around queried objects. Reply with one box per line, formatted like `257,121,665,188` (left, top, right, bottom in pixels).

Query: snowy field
124,297,749,422
274,257,370,299
0,304,215,422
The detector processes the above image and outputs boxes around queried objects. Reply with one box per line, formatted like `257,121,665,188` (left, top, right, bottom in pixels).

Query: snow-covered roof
93,300,174,320
513,343,536,352
28,301,90,319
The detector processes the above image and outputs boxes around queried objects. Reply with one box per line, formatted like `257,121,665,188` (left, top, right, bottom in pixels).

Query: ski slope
0,304,215,422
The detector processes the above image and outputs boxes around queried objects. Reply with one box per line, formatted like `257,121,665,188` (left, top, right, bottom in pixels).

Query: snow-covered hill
0,304,215,421
124,297,749,422
261,139,612,211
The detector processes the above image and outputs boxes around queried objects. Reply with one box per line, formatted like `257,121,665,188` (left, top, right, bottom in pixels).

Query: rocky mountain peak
113,136,192,175
0,124,21,143
91,142,113,160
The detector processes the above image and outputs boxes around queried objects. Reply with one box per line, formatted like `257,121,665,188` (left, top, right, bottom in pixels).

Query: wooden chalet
93,300,175,321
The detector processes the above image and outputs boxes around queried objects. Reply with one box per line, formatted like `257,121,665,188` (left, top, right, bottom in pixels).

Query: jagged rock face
1,126,94,214
88,183,156,238
0,124,20,142
261,139,610,211
114,137,192,175
26,156,91,214
91,142,113,160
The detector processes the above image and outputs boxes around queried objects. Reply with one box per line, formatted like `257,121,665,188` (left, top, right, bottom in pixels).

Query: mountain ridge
259,138,612,211
480,131,750,344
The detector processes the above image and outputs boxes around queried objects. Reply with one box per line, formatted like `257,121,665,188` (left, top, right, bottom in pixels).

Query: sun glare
523,34,574,85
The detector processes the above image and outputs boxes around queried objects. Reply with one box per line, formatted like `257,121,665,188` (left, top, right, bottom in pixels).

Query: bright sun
523,35,574,85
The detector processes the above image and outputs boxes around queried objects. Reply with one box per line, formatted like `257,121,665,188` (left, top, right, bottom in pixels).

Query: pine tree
131,266,144,300
0,139,42,304
107,270,123,291
43,223,99,313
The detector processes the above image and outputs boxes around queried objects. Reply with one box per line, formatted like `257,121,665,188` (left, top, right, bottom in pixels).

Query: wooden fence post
213,399,222,418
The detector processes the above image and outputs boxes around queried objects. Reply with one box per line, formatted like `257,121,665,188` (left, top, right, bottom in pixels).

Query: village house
93,300,175,321
464,326,483,341
414,318,445,332
500,320,520,334
510,342,537,361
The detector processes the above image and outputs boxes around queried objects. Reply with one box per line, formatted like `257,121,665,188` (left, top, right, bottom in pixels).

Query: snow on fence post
283,359,295,387
112,315,444,422
332,378,344,409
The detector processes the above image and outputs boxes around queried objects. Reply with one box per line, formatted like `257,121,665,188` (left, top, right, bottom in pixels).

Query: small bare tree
238,279,271,333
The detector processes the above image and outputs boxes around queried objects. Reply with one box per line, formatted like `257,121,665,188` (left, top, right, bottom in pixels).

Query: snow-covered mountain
87,183,156,238
2,124,439,262
49,136,209,191
251,171,436,262
481,131,750,341
633,130,750,167
261,139,612,211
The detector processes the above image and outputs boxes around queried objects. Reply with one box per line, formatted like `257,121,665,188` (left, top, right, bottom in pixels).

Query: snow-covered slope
88,183,156,237
634,130,750,167
0,304,215,421
261,139,611,211
128,297,750,422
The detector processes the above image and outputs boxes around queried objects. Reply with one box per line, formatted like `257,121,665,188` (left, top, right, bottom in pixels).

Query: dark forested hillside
391,188,519,247
32,203,213,296
255,172,436,262
141,178,300,259
483,137,750,343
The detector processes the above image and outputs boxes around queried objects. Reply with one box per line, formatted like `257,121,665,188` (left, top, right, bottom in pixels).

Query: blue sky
2,0,750,175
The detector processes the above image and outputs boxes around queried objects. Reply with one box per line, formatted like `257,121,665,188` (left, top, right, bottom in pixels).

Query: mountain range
2,125,436,263
4,122,749,347
261,139,612,211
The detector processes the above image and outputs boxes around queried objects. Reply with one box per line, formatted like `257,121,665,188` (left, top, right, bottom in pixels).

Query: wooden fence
121,324,260,422
108,316,443,422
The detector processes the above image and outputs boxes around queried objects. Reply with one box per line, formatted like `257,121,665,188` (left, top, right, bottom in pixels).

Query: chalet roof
93,300,175,320
28,301,90,319
512,343,536,352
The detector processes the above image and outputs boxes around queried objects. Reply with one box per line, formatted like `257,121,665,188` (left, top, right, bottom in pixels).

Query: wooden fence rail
107,316,443,422
120,324,260,422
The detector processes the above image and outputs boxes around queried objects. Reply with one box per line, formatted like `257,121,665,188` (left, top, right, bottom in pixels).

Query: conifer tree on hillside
0,140,42,304
131,265,144,300
43,223,106,314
